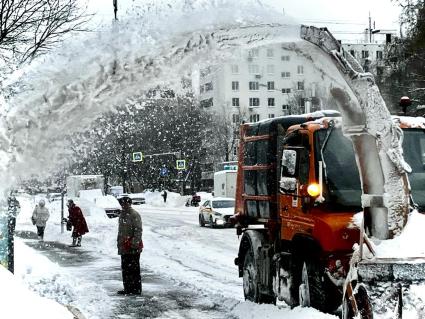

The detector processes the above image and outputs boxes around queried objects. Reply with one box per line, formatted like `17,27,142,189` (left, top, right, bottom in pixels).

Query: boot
69,237,77,247
76,236,82,247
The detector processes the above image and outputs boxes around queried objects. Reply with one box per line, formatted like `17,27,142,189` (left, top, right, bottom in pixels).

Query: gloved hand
122,237,132,252
137,240,144,253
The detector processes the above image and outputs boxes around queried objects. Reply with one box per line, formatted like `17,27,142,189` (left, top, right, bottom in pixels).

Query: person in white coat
31,199,50,241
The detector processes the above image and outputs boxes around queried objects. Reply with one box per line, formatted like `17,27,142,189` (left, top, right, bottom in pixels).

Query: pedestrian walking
67,200,89,247
31,199,50,241
117,196,143,296
161,190,167,203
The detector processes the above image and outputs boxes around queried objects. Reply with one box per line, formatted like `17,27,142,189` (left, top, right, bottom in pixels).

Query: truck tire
199,214,205,227
299,259,327,312
243,251,260,302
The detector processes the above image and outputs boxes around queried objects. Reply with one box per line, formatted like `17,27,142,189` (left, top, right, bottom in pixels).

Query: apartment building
198,43,325,126
197,40,389,167
342,42,386,76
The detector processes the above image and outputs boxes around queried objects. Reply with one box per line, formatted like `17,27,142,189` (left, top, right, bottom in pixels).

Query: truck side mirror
281,149,297,176
280,177,297,193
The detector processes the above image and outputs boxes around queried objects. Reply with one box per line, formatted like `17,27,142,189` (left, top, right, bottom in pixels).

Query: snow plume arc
2,0,351,193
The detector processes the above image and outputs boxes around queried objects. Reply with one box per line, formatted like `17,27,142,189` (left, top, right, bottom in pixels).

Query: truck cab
234,112,425,312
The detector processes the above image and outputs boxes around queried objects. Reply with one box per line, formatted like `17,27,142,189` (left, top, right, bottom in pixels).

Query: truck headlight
307,183,321,197
214,211,222,216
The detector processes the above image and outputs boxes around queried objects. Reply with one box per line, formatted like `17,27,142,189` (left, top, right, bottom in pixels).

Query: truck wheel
199,214,205,227
243,251,259,302
299,260,326,311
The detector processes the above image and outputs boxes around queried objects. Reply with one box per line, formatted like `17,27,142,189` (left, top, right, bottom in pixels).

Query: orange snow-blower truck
232,25,425,318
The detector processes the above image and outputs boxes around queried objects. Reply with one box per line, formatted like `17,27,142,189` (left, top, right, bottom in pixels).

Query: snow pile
0,255,74,319
374,210,425,258
231,302,338,319
143,190,213,207
351,210,425,258
144,190,187,207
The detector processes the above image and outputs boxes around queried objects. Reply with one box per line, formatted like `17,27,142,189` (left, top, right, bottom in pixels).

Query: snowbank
231,302,338,319
0,263,74,319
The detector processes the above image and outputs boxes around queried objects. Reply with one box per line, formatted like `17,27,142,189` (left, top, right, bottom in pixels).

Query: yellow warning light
307,183,321,197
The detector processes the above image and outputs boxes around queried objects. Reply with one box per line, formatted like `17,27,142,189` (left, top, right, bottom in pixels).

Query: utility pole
113,0,118,20
369,12,372,42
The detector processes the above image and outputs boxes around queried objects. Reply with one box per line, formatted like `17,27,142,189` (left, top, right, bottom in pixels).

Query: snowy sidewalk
15,230,234,319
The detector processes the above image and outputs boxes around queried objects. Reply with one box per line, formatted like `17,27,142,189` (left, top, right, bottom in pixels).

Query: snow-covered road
13,194,337,319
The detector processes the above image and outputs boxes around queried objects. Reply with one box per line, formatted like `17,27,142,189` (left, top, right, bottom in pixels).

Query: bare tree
0,0,90,63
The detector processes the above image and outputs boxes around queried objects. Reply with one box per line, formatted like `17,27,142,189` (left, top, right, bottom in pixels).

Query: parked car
77,189,121,218
47,192,62,202
186,193,201,207
95,195,122,218
117,193,146,205
198,197,235,228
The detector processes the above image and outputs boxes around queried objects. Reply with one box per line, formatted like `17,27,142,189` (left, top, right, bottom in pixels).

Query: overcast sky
86,0,401,42
272,0,401,42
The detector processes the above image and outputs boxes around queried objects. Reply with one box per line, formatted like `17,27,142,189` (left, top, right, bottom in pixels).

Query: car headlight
213,211,222,216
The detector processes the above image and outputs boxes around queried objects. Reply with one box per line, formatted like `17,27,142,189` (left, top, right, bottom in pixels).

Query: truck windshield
315,129,362,209
315,128,425,211
402,129,425,210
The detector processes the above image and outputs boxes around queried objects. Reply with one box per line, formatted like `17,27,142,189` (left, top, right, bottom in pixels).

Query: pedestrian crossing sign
132,152,143,162
176,159,186,170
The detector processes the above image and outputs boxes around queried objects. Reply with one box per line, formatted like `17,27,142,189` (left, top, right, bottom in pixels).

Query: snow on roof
393,116,425,128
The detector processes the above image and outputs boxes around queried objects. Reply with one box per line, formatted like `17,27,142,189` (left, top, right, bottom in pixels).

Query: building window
200,85,204,93
361,50,369,58
205,82,213,91
268,114,275,118
249,64,260,74
281,72,291,78
281,88,291,93
281,55,290,61
250,114,260,122
267,81,275,90
297,65,304,75
232,98,240,107
297,81,304,91
200,67,211,77
268,98,275,107
267,48,274,57
233,145,238,157
248,48,259,58
282,104,289,115
232,114,240,123
249,98,260,107
231,64,239,74
249,81,259,90
376,50,383,59
200,98,213,108
232,81,239,91
267,64,275,74
349,50,355,57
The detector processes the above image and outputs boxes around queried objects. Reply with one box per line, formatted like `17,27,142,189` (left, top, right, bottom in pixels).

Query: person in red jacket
67,200,89,247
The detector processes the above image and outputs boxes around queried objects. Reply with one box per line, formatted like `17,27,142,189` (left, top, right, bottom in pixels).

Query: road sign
176,159,186,170
132,152,143,162
160,167,168,177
